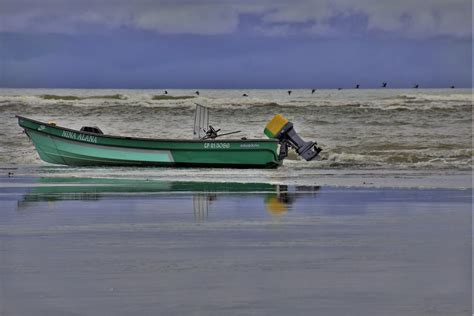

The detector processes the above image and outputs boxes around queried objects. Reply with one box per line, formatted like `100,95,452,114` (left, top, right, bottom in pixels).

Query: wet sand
0,177,471,315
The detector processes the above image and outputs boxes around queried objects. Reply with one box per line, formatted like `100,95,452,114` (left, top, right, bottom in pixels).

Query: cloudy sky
0,0,472,88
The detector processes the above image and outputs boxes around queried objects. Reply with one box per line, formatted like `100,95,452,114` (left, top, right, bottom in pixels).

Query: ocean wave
318,149,472,169
0,94,469,112
396,93,473,102
151,95,195,100
40,94,127,100
382,92,473,103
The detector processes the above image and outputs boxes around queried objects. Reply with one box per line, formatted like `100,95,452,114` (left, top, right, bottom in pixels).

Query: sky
0,0,472,88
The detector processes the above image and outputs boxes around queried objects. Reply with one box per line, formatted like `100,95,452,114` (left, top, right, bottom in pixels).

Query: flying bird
355,84,359,89
381,82,387,88
413,84,419,89
450,85,455,89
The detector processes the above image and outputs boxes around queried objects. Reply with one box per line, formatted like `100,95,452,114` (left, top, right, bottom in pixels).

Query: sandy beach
0,176,471,315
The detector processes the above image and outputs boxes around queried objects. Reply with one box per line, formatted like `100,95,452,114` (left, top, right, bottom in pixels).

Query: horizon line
0,86,470,90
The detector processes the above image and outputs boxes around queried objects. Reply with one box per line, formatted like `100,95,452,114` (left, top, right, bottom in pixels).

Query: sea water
0,88,471,187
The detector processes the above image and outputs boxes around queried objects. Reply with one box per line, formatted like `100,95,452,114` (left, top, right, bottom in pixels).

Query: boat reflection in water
17,177,320,218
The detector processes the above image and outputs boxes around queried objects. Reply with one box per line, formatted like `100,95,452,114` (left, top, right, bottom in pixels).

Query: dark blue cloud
1,30,470,88
0,1,471,88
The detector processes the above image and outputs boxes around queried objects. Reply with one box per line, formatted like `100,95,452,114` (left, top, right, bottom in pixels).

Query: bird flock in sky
162,82,456,97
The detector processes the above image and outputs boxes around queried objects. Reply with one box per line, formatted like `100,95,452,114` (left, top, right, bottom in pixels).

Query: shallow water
0,177,471,315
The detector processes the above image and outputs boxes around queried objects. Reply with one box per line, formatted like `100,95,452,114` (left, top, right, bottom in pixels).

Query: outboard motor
264,114,322,161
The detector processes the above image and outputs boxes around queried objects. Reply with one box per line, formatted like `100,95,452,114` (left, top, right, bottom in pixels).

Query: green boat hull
17,116,282,168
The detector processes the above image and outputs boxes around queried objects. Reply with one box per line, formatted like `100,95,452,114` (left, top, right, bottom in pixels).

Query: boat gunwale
16,115,278,144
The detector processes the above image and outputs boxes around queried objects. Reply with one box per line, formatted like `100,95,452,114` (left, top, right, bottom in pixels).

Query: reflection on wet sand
16,177,320,219
193,194,212,220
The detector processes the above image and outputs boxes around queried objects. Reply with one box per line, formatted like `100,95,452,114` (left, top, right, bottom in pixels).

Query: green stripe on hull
18,116,281,168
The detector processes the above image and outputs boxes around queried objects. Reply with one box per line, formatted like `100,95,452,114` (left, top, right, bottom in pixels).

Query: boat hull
18,116,281,168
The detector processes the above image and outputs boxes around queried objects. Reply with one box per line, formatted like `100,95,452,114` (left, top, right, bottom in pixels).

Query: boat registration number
204,142,230,149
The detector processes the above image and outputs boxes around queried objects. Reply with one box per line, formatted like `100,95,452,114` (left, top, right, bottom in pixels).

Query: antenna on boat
193,103,209,139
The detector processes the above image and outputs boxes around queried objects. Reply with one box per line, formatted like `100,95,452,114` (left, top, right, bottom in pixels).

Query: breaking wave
40,94,126,100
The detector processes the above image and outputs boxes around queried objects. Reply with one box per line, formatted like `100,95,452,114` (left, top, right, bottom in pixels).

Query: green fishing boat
17,105,321,168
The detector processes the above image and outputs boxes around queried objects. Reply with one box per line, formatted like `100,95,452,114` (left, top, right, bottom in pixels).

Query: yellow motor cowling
264,114,289,138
